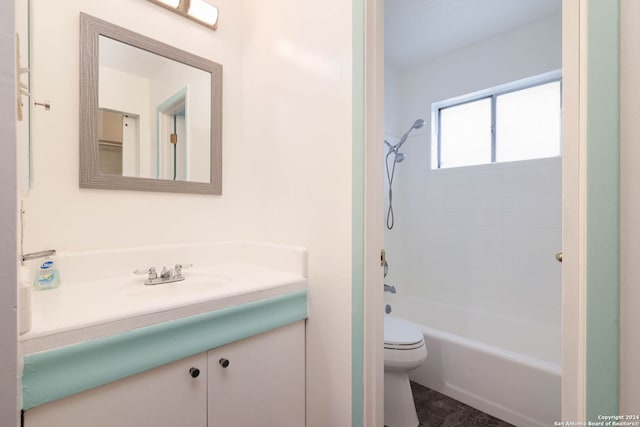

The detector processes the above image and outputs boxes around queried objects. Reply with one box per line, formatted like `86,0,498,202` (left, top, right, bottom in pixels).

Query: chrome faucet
384,284,396,294
134,264,192,286
160,267,172,280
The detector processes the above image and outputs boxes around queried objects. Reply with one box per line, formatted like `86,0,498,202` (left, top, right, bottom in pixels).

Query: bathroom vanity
20,242,308,427
24,322,304,427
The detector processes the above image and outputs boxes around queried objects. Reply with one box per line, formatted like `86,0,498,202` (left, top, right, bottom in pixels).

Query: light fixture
147,0,219,31
188,0,219,27
155,0,180,7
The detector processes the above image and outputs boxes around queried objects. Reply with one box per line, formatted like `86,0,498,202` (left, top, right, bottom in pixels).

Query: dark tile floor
411,382,515,427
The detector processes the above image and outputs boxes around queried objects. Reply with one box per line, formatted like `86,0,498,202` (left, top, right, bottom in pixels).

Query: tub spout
384,284,396,294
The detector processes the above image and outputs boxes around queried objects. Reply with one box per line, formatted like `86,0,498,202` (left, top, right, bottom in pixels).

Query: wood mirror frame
79,13,222,194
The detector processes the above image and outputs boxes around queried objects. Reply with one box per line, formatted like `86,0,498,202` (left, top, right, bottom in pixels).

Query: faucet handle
160,266,172,279
174,263,193,276
134,267,157,280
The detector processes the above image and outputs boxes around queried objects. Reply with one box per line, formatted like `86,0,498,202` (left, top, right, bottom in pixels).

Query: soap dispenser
33,258,60,290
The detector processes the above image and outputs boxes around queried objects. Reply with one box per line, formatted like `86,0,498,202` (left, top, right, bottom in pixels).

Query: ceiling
385,0,562,69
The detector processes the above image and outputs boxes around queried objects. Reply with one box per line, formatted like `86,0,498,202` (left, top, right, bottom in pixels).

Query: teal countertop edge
22,289,307,410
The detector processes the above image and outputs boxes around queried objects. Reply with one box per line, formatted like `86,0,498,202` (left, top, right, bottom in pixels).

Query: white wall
388,13,562,135
24,0,353,425
384,13,562,336
384,65,400,139
1,0,19,425
620,0,640,413
240,1,352,424
26,0,245,250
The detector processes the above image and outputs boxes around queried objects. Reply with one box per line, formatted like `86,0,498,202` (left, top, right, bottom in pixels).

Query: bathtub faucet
384,284,396,294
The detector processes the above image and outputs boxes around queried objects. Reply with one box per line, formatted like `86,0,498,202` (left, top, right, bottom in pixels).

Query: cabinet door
207,321,305,427
25,352,207,427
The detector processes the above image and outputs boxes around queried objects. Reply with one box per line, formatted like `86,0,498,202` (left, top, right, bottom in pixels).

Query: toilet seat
384,316,424,350
384,341,424,351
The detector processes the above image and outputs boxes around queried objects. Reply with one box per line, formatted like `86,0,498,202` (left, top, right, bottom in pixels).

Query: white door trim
561,0,587,420
362,0,385,425
0,0,19,425
362,0,588,421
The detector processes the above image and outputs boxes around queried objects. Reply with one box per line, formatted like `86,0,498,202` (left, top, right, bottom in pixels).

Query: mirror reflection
98,36,211,183
80,13,222,194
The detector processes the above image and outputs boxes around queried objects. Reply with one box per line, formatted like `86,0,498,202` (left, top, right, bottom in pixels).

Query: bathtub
387,295,561,427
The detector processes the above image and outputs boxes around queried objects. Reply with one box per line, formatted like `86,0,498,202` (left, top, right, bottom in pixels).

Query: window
432,71,561,169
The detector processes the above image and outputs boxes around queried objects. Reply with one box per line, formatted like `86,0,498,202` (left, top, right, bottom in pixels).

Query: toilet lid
384,316,424,349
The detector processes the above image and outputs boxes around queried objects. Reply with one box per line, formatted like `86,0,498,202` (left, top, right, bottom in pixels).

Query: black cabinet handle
219,358,230,368
189,367,200,378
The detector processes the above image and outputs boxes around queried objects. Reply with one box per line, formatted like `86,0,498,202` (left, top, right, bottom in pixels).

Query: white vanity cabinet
207,321,305,427
24,352,208,427
24,321,305,427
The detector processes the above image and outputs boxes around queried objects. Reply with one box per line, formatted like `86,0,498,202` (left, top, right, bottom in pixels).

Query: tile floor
410,382,515,427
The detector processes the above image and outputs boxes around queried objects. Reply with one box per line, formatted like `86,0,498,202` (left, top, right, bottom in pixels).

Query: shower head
393,118,425,151
394,152,406,163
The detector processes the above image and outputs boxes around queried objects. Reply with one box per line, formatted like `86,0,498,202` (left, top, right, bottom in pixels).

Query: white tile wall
386,157,562,327
384,12,562,328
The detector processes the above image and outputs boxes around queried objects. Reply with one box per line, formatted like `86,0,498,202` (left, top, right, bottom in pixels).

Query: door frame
561,0,587,419
0,0,19,425
357,0,621,422
361,0,385,425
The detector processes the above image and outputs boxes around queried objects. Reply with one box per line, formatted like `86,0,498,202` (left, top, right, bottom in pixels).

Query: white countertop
20,242,308,355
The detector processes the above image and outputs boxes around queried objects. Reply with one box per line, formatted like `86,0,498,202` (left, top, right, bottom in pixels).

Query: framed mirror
79,13,222,194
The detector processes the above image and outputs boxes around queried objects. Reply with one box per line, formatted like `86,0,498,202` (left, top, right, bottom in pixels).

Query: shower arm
385,119,425,153
392,128,413,151
384,140,395,151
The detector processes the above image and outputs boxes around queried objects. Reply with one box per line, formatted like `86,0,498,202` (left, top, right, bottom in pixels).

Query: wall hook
34,101,51,111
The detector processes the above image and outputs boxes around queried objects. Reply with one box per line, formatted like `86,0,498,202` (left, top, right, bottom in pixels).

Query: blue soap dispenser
33,258,60,290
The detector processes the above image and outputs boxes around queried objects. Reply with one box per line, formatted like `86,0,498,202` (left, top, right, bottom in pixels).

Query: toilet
384,315,428,427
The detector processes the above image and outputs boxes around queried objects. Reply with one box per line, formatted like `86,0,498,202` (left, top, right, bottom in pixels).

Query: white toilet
384,315,428,427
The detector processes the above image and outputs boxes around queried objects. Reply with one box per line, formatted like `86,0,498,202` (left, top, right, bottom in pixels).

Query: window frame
431,69,562,169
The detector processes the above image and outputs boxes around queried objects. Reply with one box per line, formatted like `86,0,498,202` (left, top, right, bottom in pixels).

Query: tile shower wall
384,12,562,327
388,158,561,326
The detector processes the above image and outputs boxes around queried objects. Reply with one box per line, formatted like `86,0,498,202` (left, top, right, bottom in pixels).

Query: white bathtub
387,295,561,427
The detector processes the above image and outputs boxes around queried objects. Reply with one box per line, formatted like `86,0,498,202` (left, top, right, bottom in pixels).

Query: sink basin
121,272,231,298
